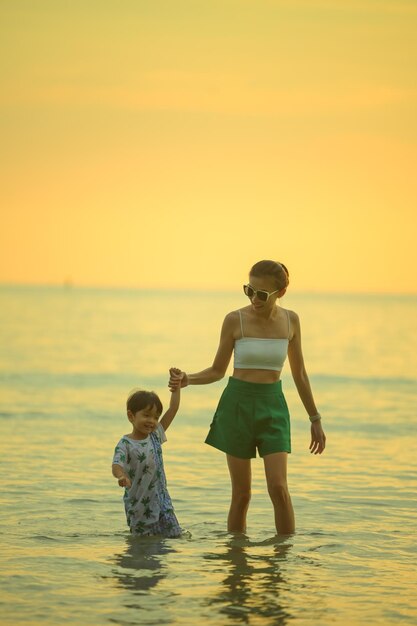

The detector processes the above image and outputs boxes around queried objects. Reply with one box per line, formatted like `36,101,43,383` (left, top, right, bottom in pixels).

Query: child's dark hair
250,259,289,290
127,390,163,415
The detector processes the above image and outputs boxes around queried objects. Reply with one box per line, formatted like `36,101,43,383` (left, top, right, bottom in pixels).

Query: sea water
0,286,416,626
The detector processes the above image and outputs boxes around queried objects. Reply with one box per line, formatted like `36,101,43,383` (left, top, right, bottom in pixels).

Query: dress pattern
113,423,182,537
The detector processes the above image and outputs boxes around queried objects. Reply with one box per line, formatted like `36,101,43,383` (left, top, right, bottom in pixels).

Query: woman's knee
231,489,251,508
267,481,290,504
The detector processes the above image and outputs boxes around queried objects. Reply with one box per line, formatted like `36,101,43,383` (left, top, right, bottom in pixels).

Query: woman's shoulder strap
238,309,245,338
286,308,291,339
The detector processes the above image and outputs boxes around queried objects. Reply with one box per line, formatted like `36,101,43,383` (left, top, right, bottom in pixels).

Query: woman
169,260,326,535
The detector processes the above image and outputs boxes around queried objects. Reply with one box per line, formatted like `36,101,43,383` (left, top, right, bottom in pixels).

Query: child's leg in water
130,510,182,538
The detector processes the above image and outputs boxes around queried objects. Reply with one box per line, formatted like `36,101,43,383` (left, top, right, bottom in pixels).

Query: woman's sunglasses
243,284,281,302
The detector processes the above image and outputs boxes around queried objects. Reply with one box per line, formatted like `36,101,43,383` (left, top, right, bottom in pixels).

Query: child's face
128,404,160,439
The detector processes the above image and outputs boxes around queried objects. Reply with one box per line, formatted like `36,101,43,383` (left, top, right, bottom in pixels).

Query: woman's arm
287,311,318,415
287,311,326,454
169,312,236,388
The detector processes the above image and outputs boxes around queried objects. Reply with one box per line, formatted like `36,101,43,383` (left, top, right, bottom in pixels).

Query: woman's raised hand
169,367,188,391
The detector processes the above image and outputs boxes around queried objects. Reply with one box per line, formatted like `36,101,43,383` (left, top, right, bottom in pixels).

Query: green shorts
205,377,291,459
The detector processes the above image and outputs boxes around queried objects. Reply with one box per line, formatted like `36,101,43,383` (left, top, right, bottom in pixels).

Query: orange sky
1,0,416,293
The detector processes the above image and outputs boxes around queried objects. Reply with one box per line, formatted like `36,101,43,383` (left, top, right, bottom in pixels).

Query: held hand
309,420,326,455
168,367,188,391
118,475,132,488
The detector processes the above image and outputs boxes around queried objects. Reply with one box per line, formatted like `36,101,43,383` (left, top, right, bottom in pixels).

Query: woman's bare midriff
232,368,281,383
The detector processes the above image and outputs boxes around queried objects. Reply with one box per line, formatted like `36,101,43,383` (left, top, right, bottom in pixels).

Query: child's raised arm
160,368,183,432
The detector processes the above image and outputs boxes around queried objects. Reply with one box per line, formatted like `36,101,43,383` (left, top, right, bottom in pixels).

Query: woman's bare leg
226,454,252,533
263,452,295,535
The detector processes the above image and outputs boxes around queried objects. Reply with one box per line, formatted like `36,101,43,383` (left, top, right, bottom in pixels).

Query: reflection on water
109,533,299,624
204,534,294,624
110,536,176,596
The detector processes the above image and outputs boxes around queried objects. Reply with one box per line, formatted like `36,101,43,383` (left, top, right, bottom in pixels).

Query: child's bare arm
112,463,132,488
160,368,183,432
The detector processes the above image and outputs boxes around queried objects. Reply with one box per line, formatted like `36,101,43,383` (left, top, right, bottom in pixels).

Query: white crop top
233,309,290,372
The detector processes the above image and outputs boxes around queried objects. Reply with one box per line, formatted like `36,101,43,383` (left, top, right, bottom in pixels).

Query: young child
112,368,183,538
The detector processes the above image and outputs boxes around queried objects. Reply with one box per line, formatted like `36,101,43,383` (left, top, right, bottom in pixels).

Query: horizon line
0,281,416,298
